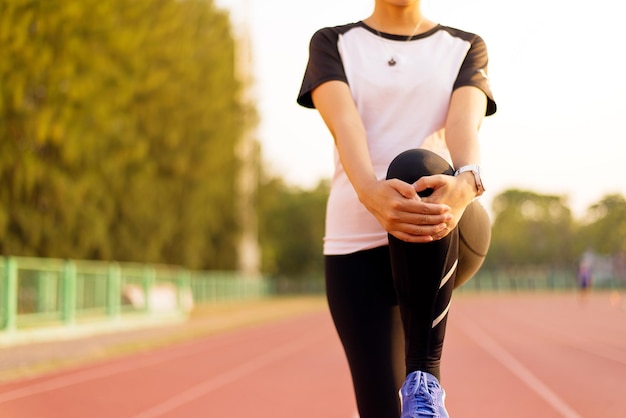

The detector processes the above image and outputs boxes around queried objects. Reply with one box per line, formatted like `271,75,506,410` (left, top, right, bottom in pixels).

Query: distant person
577,261,593,301
297,0,496,417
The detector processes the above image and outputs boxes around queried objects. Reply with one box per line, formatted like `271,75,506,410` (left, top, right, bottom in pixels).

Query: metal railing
3,255,623,345
0,256,270,343
459,267,626,292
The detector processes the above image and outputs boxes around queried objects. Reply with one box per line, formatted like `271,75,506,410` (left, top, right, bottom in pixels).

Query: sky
215,0,626,218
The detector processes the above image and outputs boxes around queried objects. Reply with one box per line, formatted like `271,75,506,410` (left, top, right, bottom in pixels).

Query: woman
297,1,496,417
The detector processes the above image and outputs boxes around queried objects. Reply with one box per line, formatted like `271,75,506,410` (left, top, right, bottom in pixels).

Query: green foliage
0,0,250,269
486,189,626,270
258,178,328,280
578,194,626,255
486,189,577,268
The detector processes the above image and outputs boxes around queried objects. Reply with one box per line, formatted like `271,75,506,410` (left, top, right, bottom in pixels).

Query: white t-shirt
298,22,496,255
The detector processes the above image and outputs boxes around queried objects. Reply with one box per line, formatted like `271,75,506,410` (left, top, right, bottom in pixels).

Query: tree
578,194,626,256
257,178,328,280
486,189,576,268
0,0,251,269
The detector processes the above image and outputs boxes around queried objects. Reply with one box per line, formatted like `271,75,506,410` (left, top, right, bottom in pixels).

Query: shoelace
403,372,439,417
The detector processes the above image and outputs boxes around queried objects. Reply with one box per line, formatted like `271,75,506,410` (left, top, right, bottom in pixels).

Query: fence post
107,262,121,319
36,271,55,313
2,257,18,332
61,260,77,325
143,266,155,314
177,269,191,312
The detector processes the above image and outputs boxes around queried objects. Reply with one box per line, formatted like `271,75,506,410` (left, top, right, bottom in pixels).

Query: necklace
370,18,423,66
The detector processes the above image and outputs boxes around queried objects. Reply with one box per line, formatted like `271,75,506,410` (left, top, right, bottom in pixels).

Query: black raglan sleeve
297,27,349,109
454,34,497,116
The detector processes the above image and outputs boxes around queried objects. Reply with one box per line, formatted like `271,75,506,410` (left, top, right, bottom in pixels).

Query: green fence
459,267,626,292
3,255,624,344
0,256,270,342
189,270,272,303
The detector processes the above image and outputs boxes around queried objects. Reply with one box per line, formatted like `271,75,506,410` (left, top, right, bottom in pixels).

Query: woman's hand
357,178,453,243
412,172,478,240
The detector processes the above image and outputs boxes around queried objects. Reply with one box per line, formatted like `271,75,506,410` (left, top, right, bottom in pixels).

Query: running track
0,292,624,417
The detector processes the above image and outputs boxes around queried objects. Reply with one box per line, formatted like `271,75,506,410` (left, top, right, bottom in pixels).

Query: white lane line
0,329,268,404
457,319,582,418
131,330,326,418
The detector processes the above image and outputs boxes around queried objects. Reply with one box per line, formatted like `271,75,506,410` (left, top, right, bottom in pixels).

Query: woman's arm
415,85,488,238
311,80,452,243
446,86,486,170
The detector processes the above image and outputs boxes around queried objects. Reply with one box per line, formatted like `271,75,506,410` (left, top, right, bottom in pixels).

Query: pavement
0,296,327,382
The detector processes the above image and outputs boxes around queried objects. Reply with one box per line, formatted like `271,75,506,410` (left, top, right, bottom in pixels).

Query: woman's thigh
325,246,405,417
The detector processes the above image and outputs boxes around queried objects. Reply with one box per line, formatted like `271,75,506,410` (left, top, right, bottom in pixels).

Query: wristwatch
454,164,485,197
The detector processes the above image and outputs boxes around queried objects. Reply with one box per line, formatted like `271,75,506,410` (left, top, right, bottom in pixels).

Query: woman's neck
367,3,427,35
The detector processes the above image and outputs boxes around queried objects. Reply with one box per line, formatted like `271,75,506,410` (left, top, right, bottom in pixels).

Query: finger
388,178,419,200
431,227,451,241
390,222,449,242
431,222,460,241
413,174,447,190
395,198,451,216
395,208,453,226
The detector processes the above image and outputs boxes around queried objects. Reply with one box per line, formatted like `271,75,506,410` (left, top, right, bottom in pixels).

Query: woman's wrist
454,164,485,197
456,171,481,200
354,176,382,205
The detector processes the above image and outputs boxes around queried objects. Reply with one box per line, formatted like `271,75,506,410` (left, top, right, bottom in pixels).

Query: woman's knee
386,148,454,182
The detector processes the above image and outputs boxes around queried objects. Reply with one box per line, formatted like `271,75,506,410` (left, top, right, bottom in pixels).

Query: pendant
388,57,396,66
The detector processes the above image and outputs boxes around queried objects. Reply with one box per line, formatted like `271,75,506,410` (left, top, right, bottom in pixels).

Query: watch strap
454,164,485,197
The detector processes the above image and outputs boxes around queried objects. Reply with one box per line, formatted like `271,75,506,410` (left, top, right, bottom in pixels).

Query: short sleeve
454,35,497,116
297,27,349,109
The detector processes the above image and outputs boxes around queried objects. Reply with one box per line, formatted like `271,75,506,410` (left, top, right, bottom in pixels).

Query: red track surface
0,292,625,417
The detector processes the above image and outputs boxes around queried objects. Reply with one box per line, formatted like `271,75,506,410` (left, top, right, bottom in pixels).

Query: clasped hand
360,174,473,243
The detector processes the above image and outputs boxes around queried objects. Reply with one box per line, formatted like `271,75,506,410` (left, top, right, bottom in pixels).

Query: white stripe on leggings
431,259,457,328
432,300,451,328
439,259,458,289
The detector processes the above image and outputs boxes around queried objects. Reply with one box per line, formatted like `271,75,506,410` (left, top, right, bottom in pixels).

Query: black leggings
325,149,459,418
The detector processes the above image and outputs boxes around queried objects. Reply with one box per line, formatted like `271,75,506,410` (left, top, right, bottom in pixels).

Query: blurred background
1,0,625,338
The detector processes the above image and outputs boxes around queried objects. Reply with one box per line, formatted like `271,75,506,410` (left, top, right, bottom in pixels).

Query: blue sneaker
400,371,449,417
